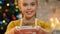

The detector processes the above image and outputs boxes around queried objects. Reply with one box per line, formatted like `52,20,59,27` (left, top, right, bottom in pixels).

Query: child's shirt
5,19,52,33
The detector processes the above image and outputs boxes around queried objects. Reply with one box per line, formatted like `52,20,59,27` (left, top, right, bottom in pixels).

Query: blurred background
0,0,60,34
0,0,21,34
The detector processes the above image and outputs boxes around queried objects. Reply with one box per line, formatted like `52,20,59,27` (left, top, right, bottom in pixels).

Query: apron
16,18,41,34
19,18,40,34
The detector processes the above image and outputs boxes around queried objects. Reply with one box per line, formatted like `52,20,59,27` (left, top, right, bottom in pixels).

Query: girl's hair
15,0,38,4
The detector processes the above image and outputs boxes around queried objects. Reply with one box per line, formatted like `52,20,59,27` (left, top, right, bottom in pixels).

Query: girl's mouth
26,11,33,15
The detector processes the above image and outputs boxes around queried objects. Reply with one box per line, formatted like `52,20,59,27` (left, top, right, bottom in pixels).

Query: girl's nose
27,5,31,10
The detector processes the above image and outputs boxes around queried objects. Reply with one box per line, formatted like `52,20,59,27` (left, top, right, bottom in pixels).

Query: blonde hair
15,0,38,4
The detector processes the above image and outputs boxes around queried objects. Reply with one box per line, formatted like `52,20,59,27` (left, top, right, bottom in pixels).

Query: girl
5,0,52,34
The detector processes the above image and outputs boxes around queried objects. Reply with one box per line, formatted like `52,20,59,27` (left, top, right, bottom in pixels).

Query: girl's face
18,0,38,18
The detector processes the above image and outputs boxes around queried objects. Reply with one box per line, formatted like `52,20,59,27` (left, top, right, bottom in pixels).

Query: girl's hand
36,26,51,34
13,26,21,34
7,26,21,34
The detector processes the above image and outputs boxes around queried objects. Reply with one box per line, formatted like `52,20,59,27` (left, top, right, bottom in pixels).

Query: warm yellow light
50,17,60,30
55,18,59,24
3,20,5,23
51,23,55,29
50,18,54,22
51,23,54,27
7,3,10,6
0,6,2,9
16,6,18,8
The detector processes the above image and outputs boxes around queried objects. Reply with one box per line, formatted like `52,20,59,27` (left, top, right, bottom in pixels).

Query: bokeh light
3,13,7,18
0,1,2,4
5,9,9,12
16,15,19,18
7,3,10,6
3,20,5,23
0,6,2,9
6,19,10,22
16,5,18,8
0,21,3,25
15,9,19,12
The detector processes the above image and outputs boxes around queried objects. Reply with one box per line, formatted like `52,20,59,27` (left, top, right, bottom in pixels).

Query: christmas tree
0,0,21,34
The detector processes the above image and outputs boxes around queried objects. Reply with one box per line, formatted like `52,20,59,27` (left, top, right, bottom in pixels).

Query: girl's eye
23,3,28,6
31,3,35,6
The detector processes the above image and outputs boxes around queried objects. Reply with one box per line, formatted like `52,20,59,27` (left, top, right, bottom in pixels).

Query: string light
16,5,18,8
0,21,3,25
16,15,19,18
3,20,6,23
15,9,19,12
0,0,20,34
3,13,7,18
12,15,16,20
0,6,2,9
6,19,10,22
7,3,10,6
12,17,16,20
0,1,2,4
5,9,9,12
